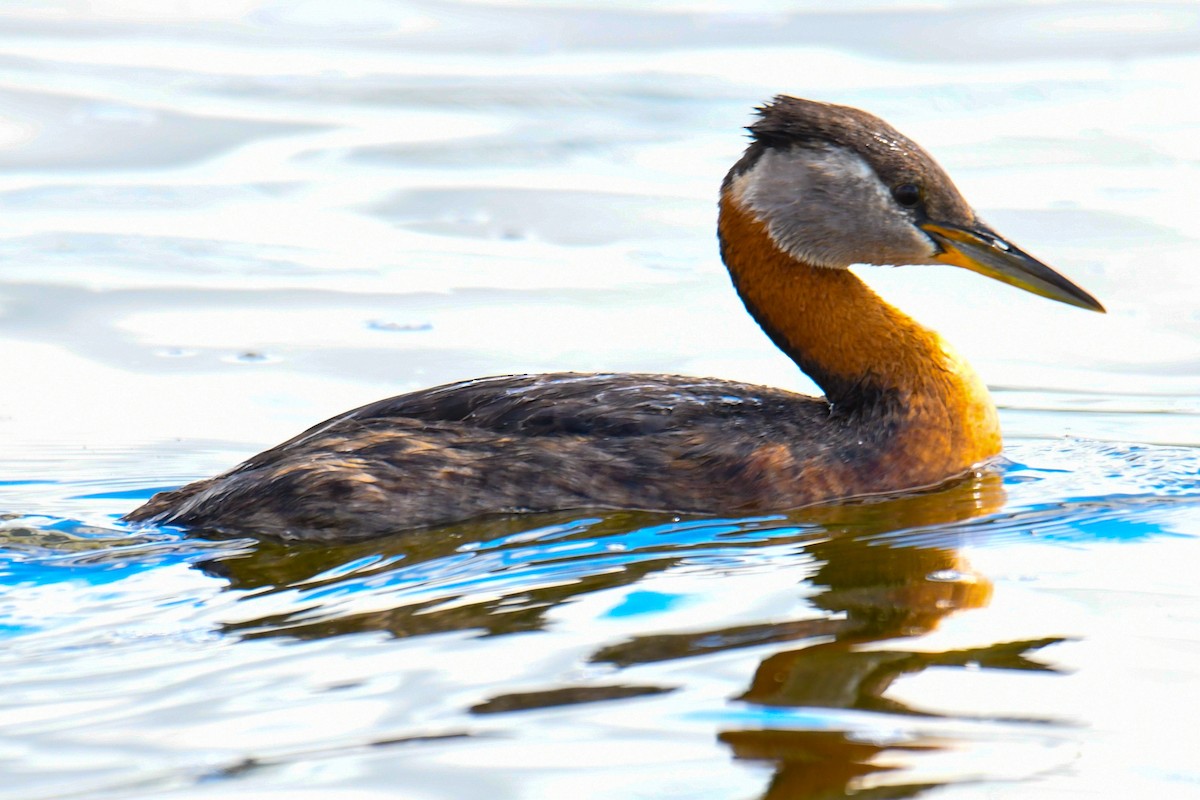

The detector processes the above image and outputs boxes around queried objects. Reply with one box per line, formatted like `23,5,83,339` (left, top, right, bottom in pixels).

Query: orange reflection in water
721,473,1064,799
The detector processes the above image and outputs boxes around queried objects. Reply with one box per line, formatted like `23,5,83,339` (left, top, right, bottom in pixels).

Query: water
2,1,1200,797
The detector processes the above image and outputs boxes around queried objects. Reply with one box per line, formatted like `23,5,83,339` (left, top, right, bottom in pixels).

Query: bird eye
892,183,921,207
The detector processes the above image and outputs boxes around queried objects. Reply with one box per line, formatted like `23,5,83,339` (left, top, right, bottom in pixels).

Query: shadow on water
182,470,1067,798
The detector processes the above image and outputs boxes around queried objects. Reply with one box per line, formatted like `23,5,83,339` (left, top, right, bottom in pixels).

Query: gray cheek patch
733,144,939,269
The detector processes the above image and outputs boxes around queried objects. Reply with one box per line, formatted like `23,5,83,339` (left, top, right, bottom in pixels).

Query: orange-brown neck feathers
717,190,1001,467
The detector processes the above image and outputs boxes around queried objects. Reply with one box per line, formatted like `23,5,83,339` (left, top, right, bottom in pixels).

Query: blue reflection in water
606,590,686,617
283,515,812,610
0,515,238,589
70,486,178,501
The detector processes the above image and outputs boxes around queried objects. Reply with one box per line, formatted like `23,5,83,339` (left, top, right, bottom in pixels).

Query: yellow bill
921,221,1105,313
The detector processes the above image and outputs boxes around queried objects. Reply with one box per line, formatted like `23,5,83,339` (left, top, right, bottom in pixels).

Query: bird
126,96,1104,542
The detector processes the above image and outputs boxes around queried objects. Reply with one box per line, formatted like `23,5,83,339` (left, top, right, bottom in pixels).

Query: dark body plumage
127,96,1102,541
128,373,894,542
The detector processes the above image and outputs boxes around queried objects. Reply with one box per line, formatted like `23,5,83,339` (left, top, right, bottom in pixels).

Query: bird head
722,96,1104,312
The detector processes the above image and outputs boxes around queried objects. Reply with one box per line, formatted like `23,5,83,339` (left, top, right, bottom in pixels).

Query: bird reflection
720,729,942,800
200,509,686,640
715,475,1066,799
195,472,1065,797
593,472,1006,668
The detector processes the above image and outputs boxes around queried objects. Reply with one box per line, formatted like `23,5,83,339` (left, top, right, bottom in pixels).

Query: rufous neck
717,193,996,415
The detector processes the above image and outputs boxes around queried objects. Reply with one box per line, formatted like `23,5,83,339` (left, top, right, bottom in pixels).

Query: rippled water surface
3,2,1200,798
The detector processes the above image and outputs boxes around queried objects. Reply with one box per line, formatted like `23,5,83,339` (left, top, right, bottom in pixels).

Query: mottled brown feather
128,373,889,541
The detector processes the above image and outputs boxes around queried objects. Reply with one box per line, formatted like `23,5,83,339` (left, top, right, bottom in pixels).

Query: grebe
127,96,1103,541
